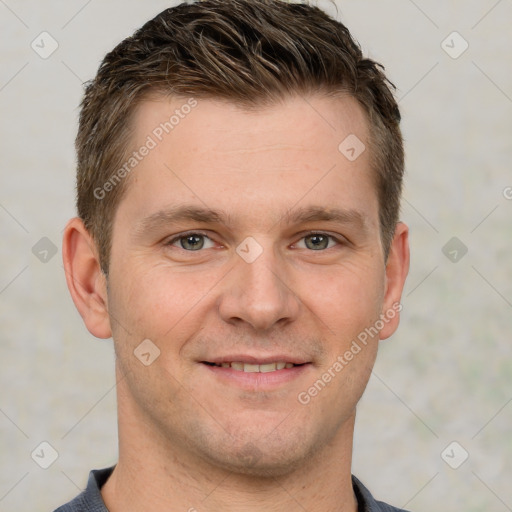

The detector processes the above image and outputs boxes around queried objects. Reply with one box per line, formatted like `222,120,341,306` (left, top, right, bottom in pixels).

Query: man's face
105,94,403,475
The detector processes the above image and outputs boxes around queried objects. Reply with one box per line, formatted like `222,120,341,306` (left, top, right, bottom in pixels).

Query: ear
379,222,410,340
62,217,112,339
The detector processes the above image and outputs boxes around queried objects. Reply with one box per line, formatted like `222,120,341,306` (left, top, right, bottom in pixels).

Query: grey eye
304,234,330,250
168,233,216,251
180,234,205,250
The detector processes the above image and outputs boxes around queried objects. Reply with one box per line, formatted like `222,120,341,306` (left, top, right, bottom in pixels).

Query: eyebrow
133,204,369,237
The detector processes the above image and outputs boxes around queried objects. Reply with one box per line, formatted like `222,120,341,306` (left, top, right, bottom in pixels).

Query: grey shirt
54,466,411,512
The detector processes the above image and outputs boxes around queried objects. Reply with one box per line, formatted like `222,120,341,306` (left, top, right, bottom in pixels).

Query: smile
203,361,302,372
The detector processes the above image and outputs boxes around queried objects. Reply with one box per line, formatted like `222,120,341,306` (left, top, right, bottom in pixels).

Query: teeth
259,363,276,373
215,361,296,372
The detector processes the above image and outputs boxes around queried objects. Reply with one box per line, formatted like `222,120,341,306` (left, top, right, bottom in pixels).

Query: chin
208,451,307,479
197,432,317,479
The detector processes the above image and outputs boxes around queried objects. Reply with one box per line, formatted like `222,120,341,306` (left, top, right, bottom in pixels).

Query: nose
217,243,301,331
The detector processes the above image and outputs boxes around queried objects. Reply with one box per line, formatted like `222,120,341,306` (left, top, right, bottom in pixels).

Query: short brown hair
76,0,403,274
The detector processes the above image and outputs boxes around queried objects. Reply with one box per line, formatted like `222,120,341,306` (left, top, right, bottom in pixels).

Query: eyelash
165,231,345,251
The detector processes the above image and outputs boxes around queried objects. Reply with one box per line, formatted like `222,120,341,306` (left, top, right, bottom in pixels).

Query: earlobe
379,222,410,340
62,217,112,339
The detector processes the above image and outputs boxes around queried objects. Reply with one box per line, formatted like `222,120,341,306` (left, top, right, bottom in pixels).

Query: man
58,0,410,510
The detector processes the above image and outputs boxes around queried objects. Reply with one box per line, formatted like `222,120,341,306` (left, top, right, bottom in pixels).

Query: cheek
305,262,385,333
108,262,219,349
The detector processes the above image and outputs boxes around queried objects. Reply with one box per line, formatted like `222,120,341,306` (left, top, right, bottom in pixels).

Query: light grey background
1,1,511,511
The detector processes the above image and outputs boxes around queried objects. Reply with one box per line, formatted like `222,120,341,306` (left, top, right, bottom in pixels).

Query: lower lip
201,363,311,390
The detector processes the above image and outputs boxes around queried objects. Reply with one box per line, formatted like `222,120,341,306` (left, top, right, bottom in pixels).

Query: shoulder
352,475,412,512
53,467,114,512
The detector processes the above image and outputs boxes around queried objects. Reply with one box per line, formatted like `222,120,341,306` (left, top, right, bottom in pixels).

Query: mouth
199,357,312,390
201,361,306,373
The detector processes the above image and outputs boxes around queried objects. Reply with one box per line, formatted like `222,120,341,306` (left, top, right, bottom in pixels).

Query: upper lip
202,355,310,365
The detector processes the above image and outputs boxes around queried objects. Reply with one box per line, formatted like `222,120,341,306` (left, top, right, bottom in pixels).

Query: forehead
115,93,378,233
131,92,369,157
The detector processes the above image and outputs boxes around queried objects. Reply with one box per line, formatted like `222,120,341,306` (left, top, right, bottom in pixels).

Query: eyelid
165,230,217,248
293,231,347,249
164,230,348,249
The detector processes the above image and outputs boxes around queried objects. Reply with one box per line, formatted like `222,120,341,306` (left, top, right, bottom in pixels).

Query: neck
102,372,358,512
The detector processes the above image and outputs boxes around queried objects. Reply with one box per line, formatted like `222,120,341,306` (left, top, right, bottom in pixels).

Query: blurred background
1,1,511,510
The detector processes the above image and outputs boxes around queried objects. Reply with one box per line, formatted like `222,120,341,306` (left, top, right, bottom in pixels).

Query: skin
63,93,409,512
